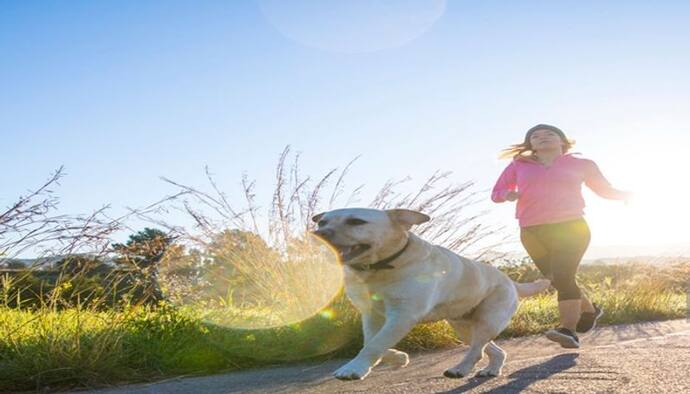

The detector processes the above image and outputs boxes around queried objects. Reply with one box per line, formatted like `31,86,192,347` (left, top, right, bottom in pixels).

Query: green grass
1,261,688,393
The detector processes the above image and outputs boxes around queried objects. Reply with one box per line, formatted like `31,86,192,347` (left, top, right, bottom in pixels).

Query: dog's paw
333,361,372,381
443,367,471,379
381,350,409,369
475,366,501,377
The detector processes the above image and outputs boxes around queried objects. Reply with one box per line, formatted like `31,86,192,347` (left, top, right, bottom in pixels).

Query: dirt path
71,319,690,393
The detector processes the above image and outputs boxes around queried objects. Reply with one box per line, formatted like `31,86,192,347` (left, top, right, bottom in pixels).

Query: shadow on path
436,353,579,394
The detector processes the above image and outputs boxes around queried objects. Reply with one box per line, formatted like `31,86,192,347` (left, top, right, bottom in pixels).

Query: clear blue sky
3,1,690,258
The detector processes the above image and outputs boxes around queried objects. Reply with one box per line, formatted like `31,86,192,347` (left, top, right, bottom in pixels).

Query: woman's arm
491,162,518,203
584,160,630,200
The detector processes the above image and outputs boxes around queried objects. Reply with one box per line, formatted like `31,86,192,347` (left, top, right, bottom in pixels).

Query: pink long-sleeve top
491,153,628,228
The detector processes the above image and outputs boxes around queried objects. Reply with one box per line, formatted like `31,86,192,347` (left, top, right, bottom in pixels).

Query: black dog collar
348,238,411,272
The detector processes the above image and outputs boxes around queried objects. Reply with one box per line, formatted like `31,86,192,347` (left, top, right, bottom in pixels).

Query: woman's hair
499,124,575,160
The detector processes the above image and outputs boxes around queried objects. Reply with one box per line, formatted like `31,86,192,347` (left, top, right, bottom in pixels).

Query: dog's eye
346,218,367,226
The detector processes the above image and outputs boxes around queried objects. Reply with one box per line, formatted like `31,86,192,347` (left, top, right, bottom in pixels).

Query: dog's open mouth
332,243,371,261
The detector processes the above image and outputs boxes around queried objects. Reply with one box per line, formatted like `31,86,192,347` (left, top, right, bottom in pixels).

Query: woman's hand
506,191,520,201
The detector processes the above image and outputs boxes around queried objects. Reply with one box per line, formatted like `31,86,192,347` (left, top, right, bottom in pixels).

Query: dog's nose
312,228,334,240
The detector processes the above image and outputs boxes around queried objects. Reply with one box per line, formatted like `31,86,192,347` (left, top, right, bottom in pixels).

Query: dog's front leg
334,309,417,380
362,312,410,369
361,312,384,344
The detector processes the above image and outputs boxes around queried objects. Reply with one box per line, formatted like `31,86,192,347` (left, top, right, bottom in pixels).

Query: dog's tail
513,279,551,298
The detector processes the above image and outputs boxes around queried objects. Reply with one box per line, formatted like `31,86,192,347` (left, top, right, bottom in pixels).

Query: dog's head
310,208,430,265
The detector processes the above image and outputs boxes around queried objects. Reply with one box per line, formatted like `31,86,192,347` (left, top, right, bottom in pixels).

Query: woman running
492,124,632,348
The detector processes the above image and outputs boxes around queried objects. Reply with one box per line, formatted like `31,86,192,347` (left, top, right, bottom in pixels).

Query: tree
113,228,173,303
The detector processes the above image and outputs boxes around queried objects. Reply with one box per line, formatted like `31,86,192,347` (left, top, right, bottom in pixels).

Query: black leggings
520,218,591,301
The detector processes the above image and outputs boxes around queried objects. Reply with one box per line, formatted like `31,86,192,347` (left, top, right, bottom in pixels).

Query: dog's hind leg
473,288,516,377
444,319,487,378
445,289,516,378
446,320,506,377
363,312,409,369
476,341,506,377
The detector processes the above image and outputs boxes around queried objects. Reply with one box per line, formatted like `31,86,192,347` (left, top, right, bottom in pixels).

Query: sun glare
584,147,689,254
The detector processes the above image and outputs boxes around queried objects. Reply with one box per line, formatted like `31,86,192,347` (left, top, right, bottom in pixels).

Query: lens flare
258,0,447,54
158,232,344,330
319,307,336,319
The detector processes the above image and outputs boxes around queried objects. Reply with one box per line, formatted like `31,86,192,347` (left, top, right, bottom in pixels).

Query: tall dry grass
141,145,500,329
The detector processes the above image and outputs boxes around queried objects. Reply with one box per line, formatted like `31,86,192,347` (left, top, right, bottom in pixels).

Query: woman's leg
549,219,592,330
521,221,593,329
558,300,581,330
519,226,552,280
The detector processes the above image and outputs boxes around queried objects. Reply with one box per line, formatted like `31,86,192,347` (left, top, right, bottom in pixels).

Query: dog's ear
386,209,430,230
311,212,326,223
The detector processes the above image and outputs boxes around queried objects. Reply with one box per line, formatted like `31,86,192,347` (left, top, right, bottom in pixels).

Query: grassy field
1,260,687,393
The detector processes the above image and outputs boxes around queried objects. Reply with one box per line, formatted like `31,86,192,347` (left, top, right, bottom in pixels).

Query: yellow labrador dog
311,208,550,381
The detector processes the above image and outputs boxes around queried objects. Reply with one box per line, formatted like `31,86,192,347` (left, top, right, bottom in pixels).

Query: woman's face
528,129,565,151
